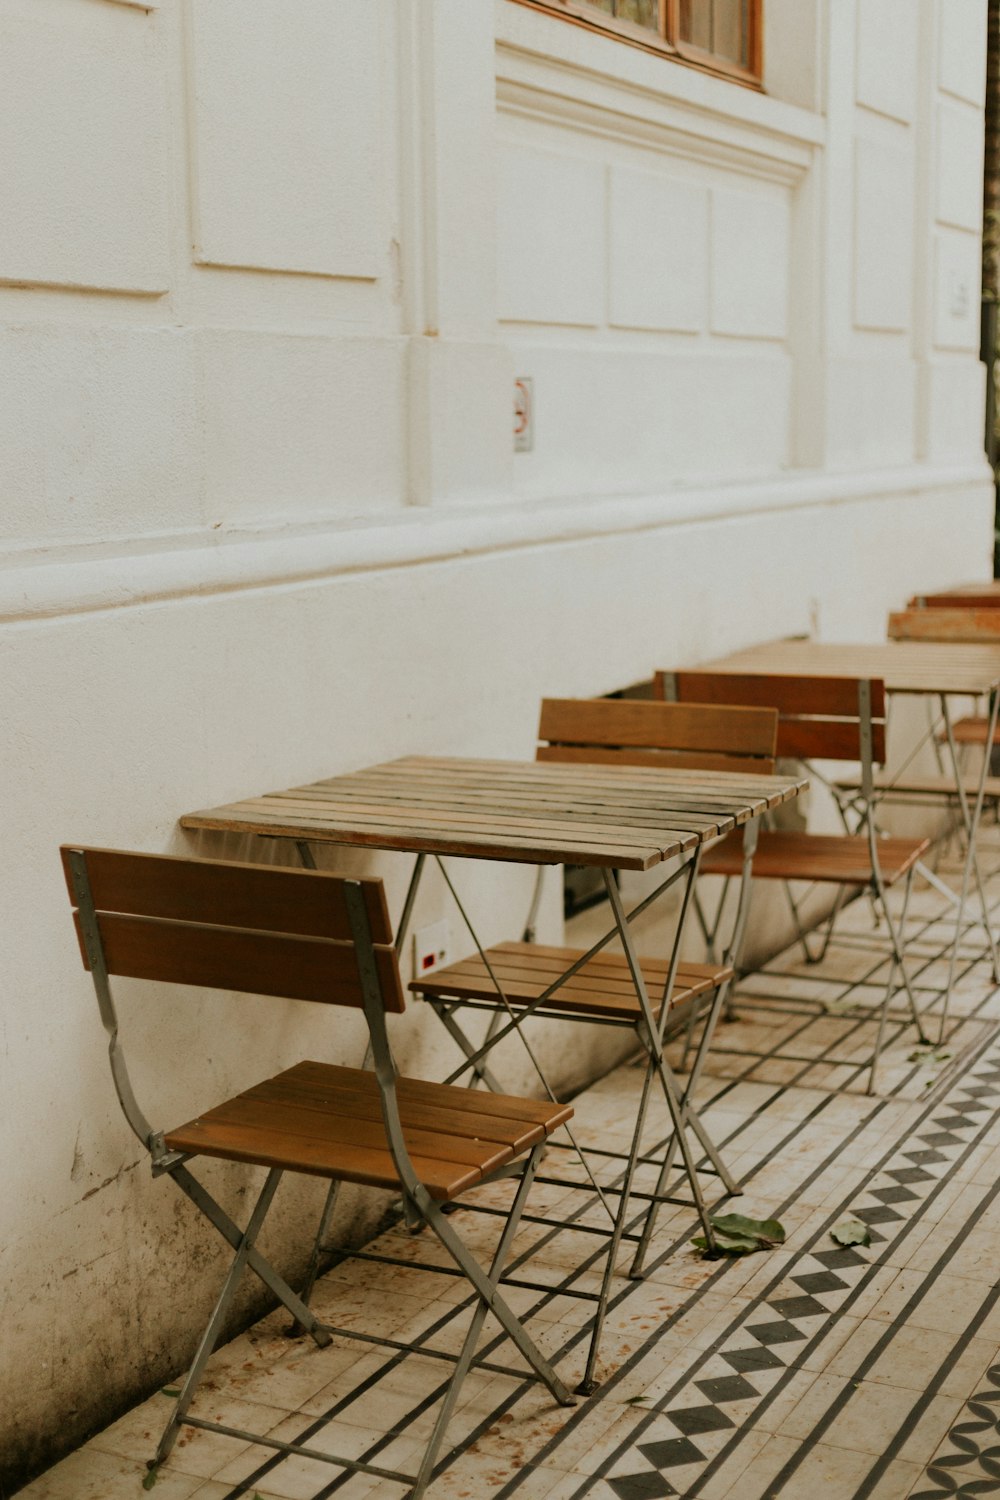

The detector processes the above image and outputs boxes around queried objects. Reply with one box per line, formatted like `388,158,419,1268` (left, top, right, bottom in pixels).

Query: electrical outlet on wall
413,919,451,976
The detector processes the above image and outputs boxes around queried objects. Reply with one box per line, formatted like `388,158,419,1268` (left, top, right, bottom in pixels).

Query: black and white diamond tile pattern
590,1050,1000,1500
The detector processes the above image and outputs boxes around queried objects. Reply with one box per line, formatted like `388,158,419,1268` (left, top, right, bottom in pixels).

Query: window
514,0,763,87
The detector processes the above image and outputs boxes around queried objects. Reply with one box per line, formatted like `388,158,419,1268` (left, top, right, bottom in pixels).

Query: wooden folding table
182,753,806,1389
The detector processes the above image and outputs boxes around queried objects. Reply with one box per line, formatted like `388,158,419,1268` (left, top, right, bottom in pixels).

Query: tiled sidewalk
19,841,1000,1500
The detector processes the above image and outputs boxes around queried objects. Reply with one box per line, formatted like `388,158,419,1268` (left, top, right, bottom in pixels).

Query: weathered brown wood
660,671,883,718
60,846,392,944
888,609,1000,643
910,583,1000,609
163,1059,573,1200
180,756,808,871
834,771,1000,801
776,718,886,764
537,745,780,775
939,717,995,746
73,910,405,1011
678,640,1000,696
412,940,731,1022
248,1073,551,1152
701,831,929,887
538,698,777,759
292,1060,566,1128
663,672,887,764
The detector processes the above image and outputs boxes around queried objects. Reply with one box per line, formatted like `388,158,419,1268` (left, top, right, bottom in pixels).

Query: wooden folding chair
658,672,931,1093
62,846,574,1498
822,611,1000,837
887,607,1000,755
411,696,779,1388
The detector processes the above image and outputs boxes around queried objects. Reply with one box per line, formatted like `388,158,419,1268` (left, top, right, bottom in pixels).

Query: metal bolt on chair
62,845,575,1498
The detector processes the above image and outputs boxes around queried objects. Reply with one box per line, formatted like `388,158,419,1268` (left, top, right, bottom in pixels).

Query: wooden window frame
509,0,764,91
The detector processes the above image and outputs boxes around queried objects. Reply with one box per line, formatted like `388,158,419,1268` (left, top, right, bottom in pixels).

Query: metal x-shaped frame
384,843,741,1395
830,688,1000,1045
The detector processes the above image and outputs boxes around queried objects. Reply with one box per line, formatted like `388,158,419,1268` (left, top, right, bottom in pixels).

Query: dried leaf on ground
691,1212,786,1257
831,1219,871,1247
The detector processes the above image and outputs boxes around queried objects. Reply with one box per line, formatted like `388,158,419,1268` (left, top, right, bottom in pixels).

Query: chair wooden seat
938,716,993,747
834,771,1000,802
412,940,732,1022
165,1059,572,1201
700,830,929,887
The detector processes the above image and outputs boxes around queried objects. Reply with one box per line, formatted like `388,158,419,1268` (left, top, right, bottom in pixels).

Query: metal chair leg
153,1169,283,1467
410,1148,552,1496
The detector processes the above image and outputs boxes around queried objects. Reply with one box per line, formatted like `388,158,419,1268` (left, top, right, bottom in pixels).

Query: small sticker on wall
514,377,534,452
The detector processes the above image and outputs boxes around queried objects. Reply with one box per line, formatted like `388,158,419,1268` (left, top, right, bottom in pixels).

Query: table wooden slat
181,755,807,870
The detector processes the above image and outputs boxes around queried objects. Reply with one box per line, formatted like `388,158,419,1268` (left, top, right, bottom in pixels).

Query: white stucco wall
1,0,993,1485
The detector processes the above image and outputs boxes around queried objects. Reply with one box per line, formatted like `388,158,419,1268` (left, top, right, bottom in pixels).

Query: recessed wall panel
853,138,912,331
190,0,383,278
497,142,604,326
939,0,988,105
934,229,981,351
855,0,916,123
0,10,168,292
711,189,789,339
937,102,984,232
608,168,708,333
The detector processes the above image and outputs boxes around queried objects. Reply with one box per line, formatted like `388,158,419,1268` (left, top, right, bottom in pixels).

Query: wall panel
609,169,708,333
0,5,169,293
497,141,605,326
189,0,384,279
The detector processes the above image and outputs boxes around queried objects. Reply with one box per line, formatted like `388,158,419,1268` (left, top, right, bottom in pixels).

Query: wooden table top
180,755,808,871
694,640,1000,696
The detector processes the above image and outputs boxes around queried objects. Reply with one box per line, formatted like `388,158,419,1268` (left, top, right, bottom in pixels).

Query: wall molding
496,4,824,186
1,462,989,625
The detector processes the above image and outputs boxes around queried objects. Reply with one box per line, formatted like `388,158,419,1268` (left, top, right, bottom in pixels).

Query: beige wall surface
0,0,992,1486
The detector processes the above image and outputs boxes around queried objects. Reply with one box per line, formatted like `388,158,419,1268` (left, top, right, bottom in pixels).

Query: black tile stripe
208,879,1000,1500
854,1292,1000,1497
762,1153,1000,1495
548,1027,1000,1500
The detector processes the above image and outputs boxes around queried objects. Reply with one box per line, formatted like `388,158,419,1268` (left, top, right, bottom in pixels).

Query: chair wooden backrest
889,608,1000,643
656,671,887,767
909,588,1000,610
537,697,778,775
61,846,404,1011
